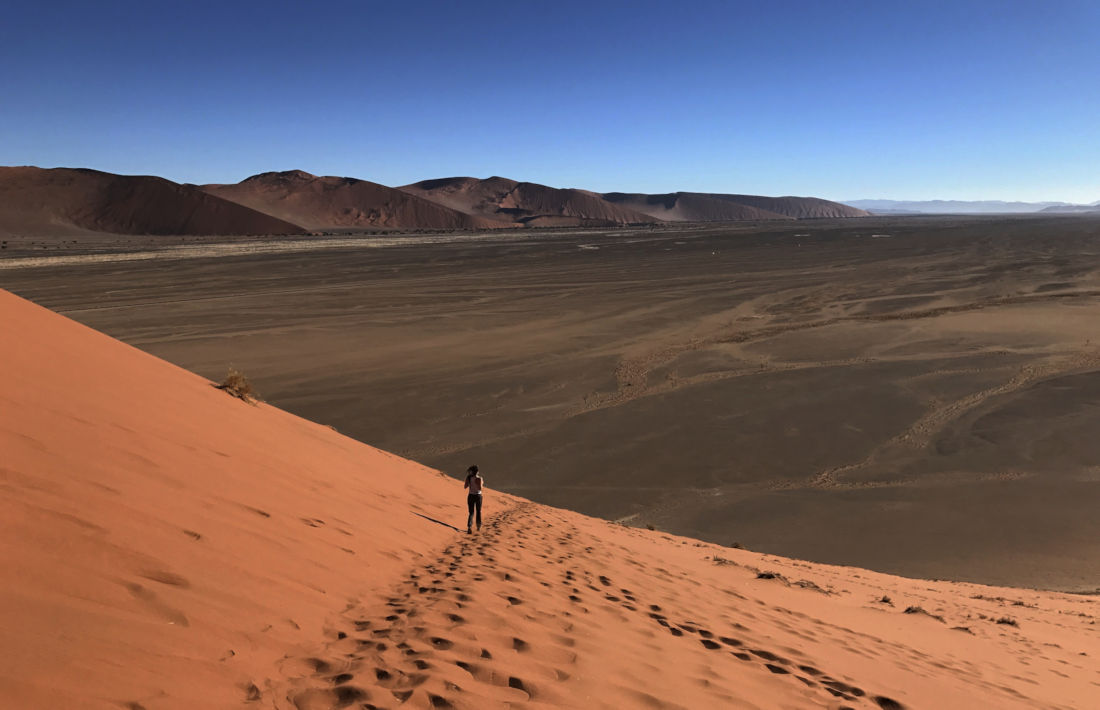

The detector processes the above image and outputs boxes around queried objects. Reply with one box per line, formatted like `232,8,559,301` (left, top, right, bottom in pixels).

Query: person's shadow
413,512,462,532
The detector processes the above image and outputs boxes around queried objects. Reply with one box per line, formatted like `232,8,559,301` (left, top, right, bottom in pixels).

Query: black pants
467,494,482,530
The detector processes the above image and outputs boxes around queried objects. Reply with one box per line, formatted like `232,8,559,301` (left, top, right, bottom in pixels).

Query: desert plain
5,214,1100,597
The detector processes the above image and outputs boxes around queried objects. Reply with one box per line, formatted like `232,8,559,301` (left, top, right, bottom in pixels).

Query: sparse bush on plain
215,368,260,403
995,616,1019,627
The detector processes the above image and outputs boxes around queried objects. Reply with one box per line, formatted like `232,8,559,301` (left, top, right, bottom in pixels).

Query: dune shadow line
414,512,462,532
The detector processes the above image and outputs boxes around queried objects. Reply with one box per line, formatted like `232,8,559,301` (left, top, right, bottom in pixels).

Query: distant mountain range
0,166,872,238
847,199,1100,215
1038,203,1100,214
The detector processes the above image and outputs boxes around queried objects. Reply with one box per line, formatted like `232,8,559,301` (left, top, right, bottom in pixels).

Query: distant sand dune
0,166,303,237
603,190,870,220
203,170,504,231
401,176,661,226
0,166,869,239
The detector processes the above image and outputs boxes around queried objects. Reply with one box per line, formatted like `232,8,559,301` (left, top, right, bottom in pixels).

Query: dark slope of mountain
202,171,504,231
400,176,660,226
0,167,304,237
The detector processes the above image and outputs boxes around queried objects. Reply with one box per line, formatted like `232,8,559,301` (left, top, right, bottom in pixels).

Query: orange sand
1,288,1097,709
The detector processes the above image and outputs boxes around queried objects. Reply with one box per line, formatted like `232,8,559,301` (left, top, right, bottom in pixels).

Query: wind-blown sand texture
2,287,1098,709
0,167,304,237
602,192,870,220
203,171,503,232
400,177,660,226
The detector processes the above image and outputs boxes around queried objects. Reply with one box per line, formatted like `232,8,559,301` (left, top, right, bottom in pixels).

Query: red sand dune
601,192,794,221
400,177,660,227
0,167,303,237
603,191,870,220
2,287,1098,709
203,171,503,232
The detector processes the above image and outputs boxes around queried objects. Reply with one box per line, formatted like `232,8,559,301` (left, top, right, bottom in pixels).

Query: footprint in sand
124,582,189,627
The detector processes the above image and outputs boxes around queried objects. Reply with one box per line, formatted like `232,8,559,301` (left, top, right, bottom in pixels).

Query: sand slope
2,287,1097,709
203,171,503,232
603,191,870,220
0,167,304,237
602,191,794,221
400,177,660,226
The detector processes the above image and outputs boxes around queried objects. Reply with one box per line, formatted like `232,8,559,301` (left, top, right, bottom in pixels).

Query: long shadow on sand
413,512,463,532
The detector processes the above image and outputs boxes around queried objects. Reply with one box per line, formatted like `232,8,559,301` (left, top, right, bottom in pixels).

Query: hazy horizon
4,1,1099,203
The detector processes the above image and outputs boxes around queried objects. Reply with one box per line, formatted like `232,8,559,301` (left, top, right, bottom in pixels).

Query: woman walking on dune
464,465,483,534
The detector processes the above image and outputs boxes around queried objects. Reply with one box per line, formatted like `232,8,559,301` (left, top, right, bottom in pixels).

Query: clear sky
3,0,1098,202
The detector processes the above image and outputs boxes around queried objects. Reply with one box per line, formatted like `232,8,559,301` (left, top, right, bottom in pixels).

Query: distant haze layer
848,198,1100,215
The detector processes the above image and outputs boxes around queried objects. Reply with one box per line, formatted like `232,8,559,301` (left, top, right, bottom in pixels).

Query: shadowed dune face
3,287,1099,710
202,170,504,231
401,176,660,226
0,166,304,237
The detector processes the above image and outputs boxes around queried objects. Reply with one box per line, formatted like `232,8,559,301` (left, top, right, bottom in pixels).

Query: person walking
464,465,483,534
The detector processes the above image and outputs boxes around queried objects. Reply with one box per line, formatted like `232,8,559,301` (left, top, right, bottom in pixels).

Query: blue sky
3,1,1098,201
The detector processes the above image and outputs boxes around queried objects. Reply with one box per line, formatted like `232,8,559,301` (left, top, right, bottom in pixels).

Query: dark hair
466,465,478,476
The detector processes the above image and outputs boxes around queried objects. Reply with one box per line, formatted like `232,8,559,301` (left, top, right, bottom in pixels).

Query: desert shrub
215,368,260,403
903,605,945,622
793,579,829,594
995,616,1019,626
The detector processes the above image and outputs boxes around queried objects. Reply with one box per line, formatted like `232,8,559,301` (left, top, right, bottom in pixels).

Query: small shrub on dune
215,368,260,404
903,605,945,623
